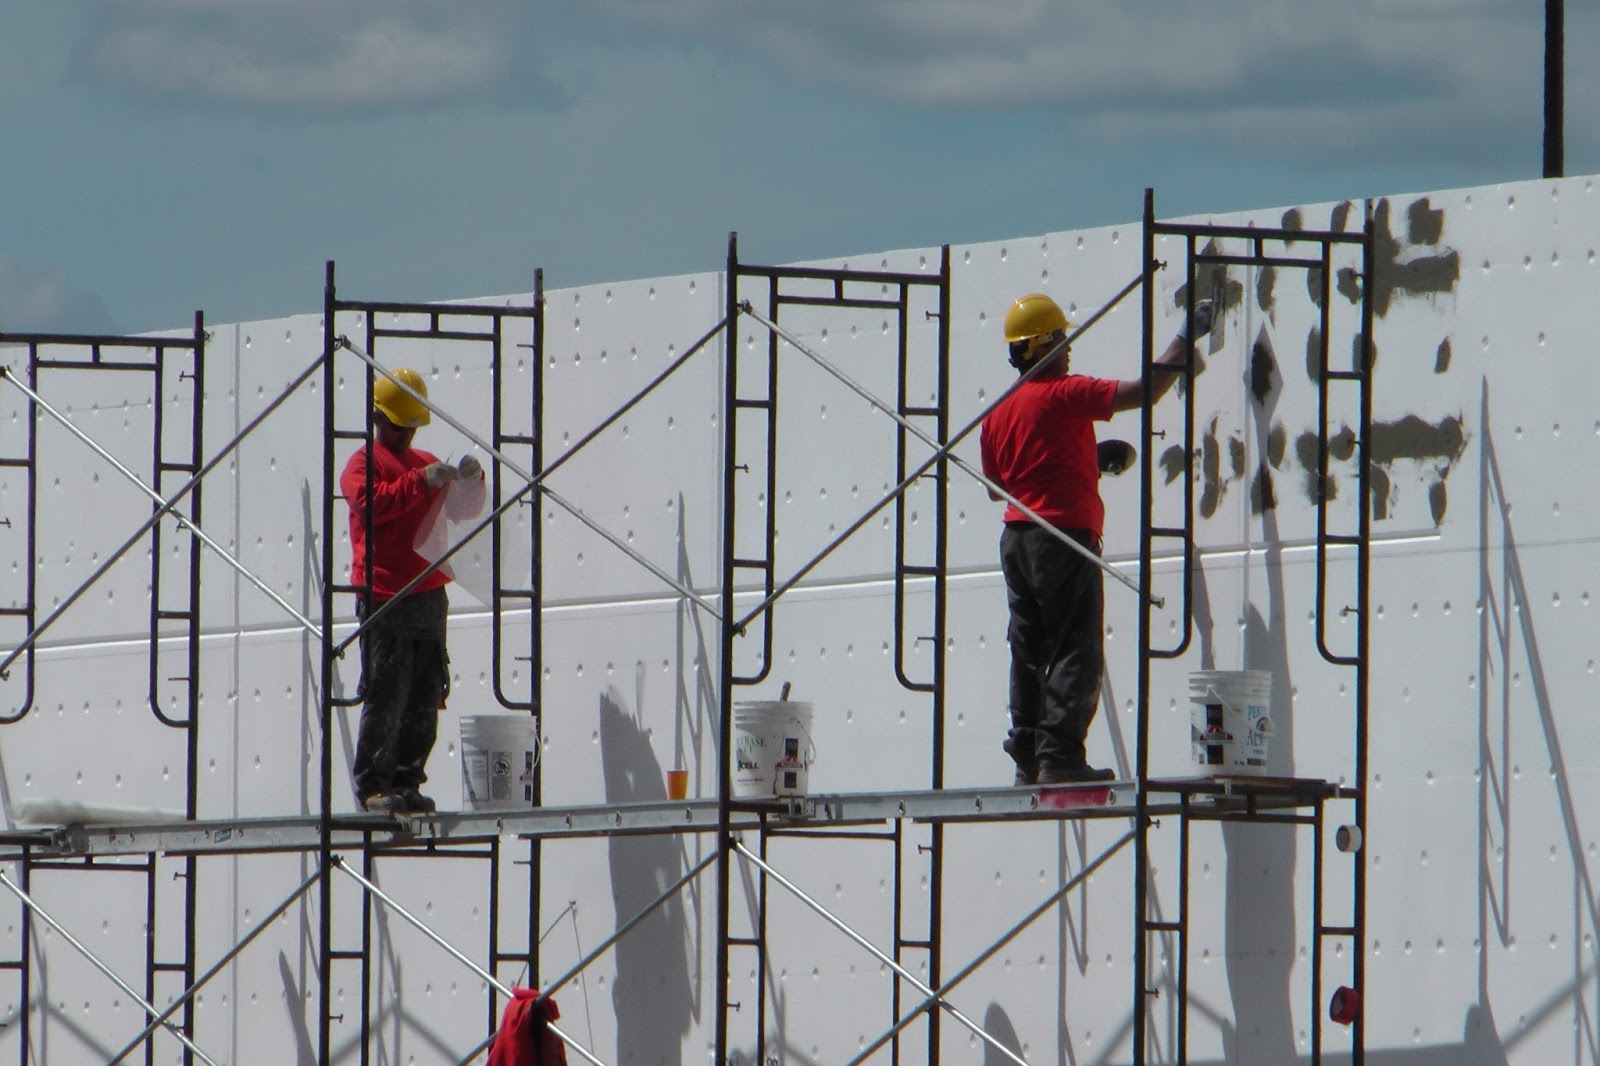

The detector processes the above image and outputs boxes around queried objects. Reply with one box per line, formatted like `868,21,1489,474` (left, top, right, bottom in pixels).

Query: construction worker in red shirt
980,293,1212,785
342,367,486,813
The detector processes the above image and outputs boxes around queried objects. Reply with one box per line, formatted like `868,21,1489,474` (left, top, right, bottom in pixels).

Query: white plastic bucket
460,714,539,811
1189,671,1273,776
732,701,815,798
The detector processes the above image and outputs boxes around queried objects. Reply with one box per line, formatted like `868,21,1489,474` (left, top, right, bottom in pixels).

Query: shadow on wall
279,950,318,1066
1475,384,1573,1066
673,490,718,807
600,687,694,1066
983,1002,1025,1066
1228,341,1298,1066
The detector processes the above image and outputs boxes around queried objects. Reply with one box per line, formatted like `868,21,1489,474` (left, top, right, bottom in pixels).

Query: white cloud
79,2,528,111
585,0,1551,164
68,0,1592,171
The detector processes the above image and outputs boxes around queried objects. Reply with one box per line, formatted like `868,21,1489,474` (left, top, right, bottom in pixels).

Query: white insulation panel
0,173,1597,1064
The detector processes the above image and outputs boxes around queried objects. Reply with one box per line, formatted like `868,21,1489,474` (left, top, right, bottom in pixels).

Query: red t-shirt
980,373,1118,536
341,442,451,601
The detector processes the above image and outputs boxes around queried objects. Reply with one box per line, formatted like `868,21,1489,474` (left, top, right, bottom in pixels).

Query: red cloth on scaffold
487,987,567,1066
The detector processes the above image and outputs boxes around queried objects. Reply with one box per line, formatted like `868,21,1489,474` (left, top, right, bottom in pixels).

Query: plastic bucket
1189,670,1272,776
460,714,539,811
732,701,815,798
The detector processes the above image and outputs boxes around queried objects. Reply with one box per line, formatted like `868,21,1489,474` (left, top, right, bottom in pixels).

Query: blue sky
2,1,1595,335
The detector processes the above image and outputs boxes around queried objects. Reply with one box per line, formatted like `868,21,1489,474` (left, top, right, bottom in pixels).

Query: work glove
1176,299,1215,341
456,453,483,481
422,462,457,490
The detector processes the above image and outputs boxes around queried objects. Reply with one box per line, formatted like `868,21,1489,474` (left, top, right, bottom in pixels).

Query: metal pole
1352,200,1378,1066
714,230,740,1066
0,871,222,1066
927,244,953,1066
330,858,607,1066
1133,186,1159,1066
318,258,339,1066
731,842,1028,1066
1544,0,1565,178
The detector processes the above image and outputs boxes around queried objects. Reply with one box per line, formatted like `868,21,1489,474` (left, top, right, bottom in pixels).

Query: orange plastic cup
666,769,689,801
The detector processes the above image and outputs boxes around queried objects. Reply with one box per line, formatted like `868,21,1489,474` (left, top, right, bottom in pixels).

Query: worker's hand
422,462,457,490
1176,299,1215,341
456,453,483,481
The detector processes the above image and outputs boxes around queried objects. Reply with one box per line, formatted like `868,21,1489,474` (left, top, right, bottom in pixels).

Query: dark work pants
352,587,449,799
1000,523,1104,773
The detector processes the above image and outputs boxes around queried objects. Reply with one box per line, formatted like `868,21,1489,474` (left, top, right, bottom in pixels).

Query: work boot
361,790,407,814
1012,764,1039,787
1037,763,1116,785
400,788,437,814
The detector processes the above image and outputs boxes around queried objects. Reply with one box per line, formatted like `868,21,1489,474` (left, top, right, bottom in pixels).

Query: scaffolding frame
1132,189,1374,1065
714,235,957,1066
317,262,543,1064
0,320,207,1066
0,192,1378,1064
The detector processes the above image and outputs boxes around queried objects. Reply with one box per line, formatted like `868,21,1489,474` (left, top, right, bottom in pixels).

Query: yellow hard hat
373,367,430,428
1003,293,1071,343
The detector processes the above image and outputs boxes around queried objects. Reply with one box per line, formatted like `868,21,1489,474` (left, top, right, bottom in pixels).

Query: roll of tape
1329,986,1360,1026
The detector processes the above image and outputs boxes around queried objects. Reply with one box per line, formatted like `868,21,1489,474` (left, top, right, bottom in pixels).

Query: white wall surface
0,173,1596,1064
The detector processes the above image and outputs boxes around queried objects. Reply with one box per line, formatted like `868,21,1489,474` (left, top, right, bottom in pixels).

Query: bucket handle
778,722,817,767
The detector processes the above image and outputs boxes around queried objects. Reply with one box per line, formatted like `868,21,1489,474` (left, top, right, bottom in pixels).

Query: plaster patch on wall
1292,427,1356,507
1160,443,1186,486
1267,423,1287,468
1250,461,1277,514
1195,417,1248,520
1199,419,1227,519
1304,326,1324,386
1372,413,1466,465
1252,422,1289,515
1335,197,1461,317
1289,415,1467,523
1256,265,1277,325
1250,327,1279,406
1406,197,1446,246
1369,462,1391,519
